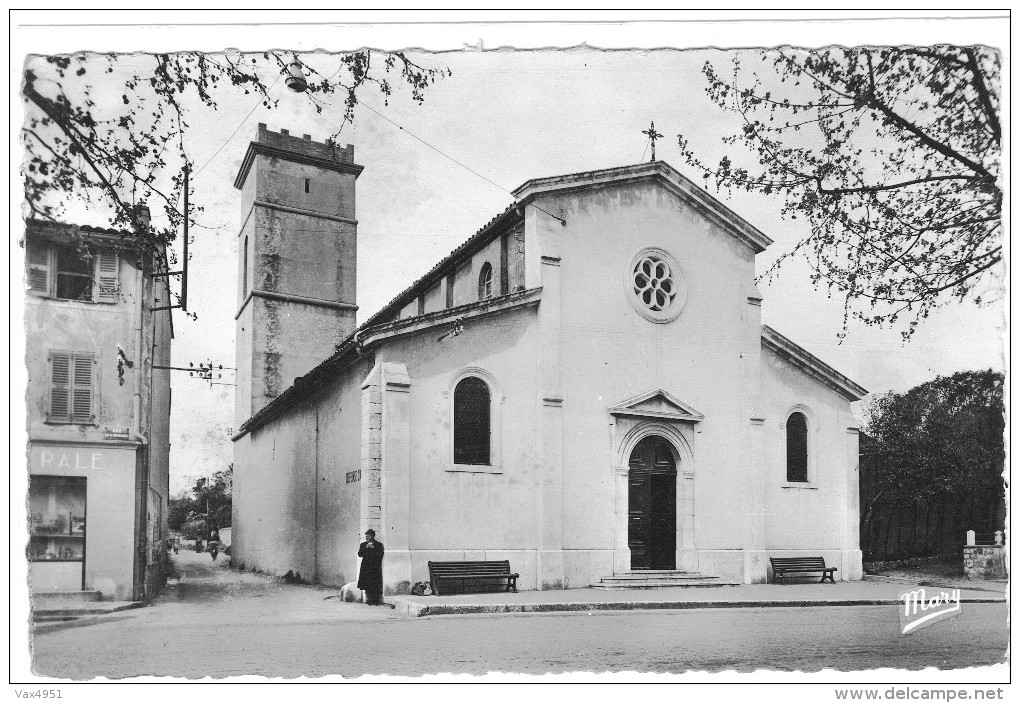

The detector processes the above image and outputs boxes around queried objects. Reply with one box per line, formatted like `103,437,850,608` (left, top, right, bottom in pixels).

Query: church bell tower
234,124,363,427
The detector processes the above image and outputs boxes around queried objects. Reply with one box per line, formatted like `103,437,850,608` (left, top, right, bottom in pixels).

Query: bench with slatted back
770,556,837,583
428,560,519,596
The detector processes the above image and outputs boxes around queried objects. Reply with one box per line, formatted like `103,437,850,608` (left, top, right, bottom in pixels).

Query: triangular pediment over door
608,389,705,423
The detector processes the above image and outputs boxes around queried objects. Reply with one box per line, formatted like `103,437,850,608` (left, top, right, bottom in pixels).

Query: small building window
55,245,94,301
478,262,493,300
304,178,311,194
49,351,95,424
786,411,809,482
26,239,118,303
453,376,490,465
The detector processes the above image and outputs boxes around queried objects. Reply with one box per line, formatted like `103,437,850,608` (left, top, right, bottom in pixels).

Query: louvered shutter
26,240,50,294
71,354,94,423
94,249,119,303
49,352,71,421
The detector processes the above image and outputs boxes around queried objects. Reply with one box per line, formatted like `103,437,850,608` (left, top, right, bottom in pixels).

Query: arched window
786,411,809,482
478,262,493,301
454,376,490,465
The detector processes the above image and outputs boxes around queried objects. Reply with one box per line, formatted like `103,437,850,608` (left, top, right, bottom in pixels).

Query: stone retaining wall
863,554,957,573
963,545,1006,579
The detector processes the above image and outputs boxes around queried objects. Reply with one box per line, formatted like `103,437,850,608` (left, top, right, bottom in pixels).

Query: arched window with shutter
786,411,809,483
453,376,491,465
478,262,493,301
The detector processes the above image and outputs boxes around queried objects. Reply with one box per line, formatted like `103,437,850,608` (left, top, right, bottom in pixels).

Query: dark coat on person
357,540,385,593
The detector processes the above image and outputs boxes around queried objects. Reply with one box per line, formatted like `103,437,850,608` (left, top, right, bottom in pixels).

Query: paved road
30,551,1009,679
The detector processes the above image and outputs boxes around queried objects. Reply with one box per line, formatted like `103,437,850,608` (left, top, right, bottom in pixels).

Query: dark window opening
55,245,93,301
304,178,311,194
499,232,510,295
454,377,491,465
242,236,249,298
478,262,493,300
786,412,809,482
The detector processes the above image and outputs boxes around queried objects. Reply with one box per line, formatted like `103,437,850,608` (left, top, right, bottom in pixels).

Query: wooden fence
860,494,1004,562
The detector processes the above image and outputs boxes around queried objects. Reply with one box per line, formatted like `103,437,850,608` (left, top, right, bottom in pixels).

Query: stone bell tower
234,124,363,427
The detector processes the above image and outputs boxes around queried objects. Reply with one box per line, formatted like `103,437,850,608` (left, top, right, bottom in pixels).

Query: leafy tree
677,47,1001,338
167,490,192,534
22,50,446,305
859,370,1005,537
168,464,233,539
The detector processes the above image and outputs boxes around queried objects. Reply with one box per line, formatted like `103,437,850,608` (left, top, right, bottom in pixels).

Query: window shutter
94,249,119,303
71,354,94,423
49,352,71,421
26,240,50,294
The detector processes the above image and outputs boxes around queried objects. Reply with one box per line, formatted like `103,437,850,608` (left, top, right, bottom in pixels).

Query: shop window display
28,475,86,562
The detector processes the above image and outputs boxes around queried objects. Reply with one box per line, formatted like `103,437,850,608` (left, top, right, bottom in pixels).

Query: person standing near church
357,529,385,605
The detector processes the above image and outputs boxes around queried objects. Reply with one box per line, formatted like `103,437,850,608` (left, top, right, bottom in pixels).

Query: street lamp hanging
285,60,308,93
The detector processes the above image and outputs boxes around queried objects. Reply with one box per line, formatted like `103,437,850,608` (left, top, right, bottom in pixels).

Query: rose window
626,247,687,323
633,255,677,312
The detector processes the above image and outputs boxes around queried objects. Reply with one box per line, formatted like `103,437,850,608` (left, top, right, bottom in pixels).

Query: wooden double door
628,436,677,570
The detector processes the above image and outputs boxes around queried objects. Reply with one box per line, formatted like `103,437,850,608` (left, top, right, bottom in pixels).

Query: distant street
30,551,1009,679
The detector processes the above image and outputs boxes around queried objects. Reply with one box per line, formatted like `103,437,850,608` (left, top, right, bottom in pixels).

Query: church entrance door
627,436,677,570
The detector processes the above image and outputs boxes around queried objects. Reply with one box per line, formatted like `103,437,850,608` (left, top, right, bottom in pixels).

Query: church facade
231,125,867,592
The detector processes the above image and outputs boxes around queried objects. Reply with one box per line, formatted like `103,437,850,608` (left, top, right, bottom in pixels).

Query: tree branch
23,78,132,222
962,47,1001,145
816,174,974,196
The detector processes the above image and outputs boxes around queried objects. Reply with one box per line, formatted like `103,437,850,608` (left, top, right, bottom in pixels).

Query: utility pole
182,164,189,311
150,163,190,312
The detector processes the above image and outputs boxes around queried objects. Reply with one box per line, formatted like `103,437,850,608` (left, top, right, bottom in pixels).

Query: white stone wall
760,345,863,580
372,304,542,589
528,179,760,585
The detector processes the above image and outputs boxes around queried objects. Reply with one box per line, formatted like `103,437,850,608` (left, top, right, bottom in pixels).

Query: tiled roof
234,200,524,439
26,218,139,242
357,201,522,332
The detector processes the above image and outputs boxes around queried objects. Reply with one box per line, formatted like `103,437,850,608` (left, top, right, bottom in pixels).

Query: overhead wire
357,100,566,226
302,84,567,227
193,73,282,178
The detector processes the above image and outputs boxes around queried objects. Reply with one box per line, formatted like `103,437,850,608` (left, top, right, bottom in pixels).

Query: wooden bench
428,560,519,596
770,557,837,583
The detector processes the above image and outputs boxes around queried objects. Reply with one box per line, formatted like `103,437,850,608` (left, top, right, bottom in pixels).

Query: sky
10,13,1008,497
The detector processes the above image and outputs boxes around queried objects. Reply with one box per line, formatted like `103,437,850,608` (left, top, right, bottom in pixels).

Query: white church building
230,124,867,593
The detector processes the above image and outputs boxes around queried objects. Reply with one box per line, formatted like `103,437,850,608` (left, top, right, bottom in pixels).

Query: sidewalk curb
389,596,1004,618
862,575,1008,594
32,602,145,634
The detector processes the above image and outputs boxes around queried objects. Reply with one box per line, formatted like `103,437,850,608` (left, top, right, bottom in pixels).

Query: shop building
24,218,173,601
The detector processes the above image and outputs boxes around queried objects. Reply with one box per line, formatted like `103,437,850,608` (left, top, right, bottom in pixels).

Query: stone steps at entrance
603,570,705,579
32,589,104,603
590,581,737,590
593,571,740,590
